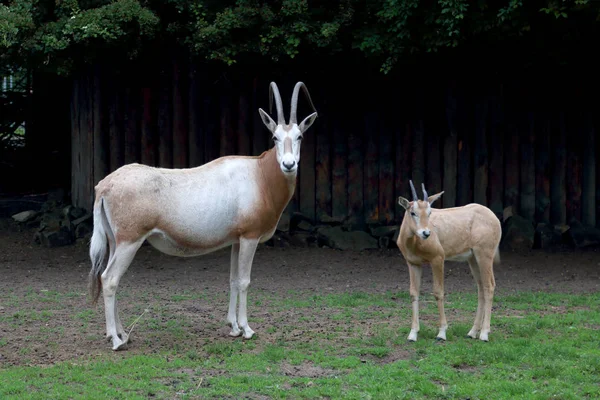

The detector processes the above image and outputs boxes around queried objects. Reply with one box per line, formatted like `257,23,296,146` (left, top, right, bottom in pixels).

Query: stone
369,225,398,238
0,198,44,218
289,232,317,248
276,213,291,232
296,220,314,232
503,206,514,222
11,210,38,223
316,226,378,251
37,226,74,247
318,215,345,225
533,223,561,249
75,221,93,239
502,215,534,251
72,213,92,226
378,236,390,249
565,220,600,248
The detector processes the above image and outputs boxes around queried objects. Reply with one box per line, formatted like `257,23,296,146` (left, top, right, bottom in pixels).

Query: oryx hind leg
102,239,143,350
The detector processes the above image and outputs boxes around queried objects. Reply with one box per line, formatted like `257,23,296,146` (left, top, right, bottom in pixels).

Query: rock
47,188,66,204
288,232,317,247
72,213,92,226
378,236,390,249
565,220,600,248
63,205,87,220
12,210,38,223
533,223,561,249
296,220,314,232
75,221,93,239
37,226,74,247
316,226,378,251
502,215,534,251
276,213,291,232
318,215,345,225
369,225,398,238
503,206,514,222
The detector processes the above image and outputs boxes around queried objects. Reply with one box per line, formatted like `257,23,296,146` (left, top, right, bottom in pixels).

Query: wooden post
332,114,348,220
488,89,504,214
237,87,251,156
188,64,204,167
379,113,394,224
347,113,364,224
315,102,331,221
443,85,458,209
299,118,316,221
566,111,582,222
158,66,173,168
425,123,442,202
252,77,269,157
140,86,156,167
535,114,551,222
550,112,567,225
219,81,235,157
504,115,520,214
172,59,188,168
520,112,535,221
108,74,124,173
473,98,489,206
123,84,139,165
70,75,81,209
395,122,411,222
581,112,596,226
364,111,379,223
411,120,425,187
92,66,108,188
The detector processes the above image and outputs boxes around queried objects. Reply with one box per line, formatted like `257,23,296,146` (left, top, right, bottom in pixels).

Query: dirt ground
1,217,599,368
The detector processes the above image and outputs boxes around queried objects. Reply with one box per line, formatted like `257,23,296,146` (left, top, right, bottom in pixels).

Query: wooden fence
70,62,600,228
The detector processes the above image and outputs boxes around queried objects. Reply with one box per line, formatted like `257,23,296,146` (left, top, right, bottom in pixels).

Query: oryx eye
410,212,416,217
296,136,303,142
272,136,279,142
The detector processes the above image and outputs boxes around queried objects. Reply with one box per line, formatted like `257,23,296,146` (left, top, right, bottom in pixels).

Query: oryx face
258,81,318,176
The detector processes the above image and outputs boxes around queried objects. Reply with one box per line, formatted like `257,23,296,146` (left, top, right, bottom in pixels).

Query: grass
1,290,599,399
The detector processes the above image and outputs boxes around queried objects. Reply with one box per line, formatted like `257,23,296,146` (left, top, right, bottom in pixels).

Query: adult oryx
89,81,318,350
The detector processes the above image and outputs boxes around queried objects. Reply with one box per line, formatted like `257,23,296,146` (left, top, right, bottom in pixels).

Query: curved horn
421,183,428,201
289,81,317,125
409,180,418,202
268,82,285,125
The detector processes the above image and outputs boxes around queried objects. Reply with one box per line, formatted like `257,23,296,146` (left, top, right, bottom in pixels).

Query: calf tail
88,197,110,305
493,246,501,265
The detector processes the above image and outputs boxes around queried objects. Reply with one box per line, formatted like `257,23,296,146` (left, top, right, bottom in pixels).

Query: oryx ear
428,191,444,205
258,108,277,132
298,112,318,133
398,196,411,210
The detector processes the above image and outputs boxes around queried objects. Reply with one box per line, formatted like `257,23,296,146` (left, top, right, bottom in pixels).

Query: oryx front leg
235,238,259,339
227,243,242,337
431,257,448,341
101,241,141,351
407,263,422,342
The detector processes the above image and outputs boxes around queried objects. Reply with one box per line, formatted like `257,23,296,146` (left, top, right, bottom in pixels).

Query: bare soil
1,218,599,368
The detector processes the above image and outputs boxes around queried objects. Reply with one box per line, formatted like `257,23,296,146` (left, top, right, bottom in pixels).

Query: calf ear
428,191,444,205
258,108,277,132
398,196,411,210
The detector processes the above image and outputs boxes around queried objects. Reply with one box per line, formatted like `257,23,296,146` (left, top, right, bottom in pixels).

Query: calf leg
431,257,448,341
474,250,496,342
467,256,484,339
407,263,423,342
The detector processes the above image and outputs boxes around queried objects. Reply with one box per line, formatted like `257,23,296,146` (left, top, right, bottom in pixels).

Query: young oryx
396,180,502,342
89,81,318,350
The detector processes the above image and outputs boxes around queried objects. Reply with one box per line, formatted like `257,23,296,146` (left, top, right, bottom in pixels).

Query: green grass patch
1,291,599,399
